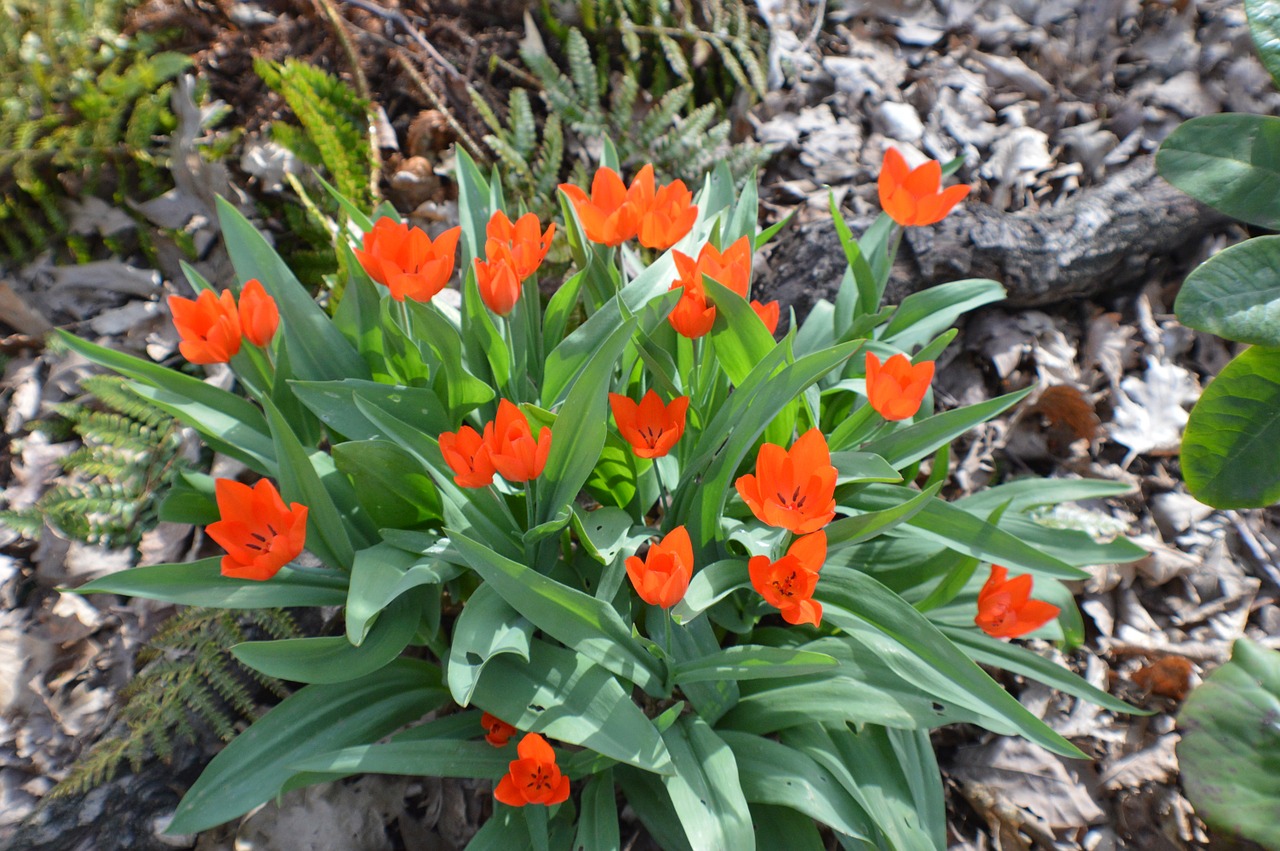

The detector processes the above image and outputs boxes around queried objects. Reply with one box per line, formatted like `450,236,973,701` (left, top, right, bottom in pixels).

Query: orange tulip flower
439,425,497,488
481,712,518,747
473,253,523,317
630,164,698,250
680,238,752,298
484,399,552,483
205,478,308,581
625,525,694,609
559,166,644,246
751,299,780,335
484,210,555,280
975,565,1060,638
865,352,935,421
354,217,461,302
238,279,279,348
749,531,826,627
877,147,971,227
667,271,717,339
168,289,242,365
735,429,837,534
493,733,570,807
609,390,690,459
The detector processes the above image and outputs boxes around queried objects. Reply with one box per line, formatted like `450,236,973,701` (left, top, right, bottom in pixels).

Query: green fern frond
54,608,300,797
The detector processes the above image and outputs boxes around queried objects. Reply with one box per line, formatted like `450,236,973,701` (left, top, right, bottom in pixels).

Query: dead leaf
1107,357,1200,465
1129,656,1196,700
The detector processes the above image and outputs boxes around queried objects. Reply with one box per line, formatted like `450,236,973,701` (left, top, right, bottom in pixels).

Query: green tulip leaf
1248,0,1280,88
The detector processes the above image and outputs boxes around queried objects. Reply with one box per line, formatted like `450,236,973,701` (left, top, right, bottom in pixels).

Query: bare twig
338,0,466,81
390,49,486,162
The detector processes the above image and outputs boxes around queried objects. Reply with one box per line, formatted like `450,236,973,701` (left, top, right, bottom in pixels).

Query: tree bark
763,157,1231,318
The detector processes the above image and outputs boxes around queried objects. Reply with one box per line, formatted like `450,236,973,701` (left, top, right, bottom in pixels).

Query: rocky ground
1,0,1277,848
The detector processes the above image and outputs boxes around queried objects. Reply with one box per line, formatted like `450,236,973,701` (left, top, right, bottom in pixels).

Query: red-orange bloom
865,352,935,421
609,390,690,459
481,712,518,748
238,279,279,348
878,147,971,227
685,238,753,298
625,525,694,609
473,254,523,317
669,253,717,338
735,429,837,534
751,299,780,335
439,425,497,488
474,211,555,316
484,399,552,483
975,565,1060,639
749,531,826,627
205,479,308,581
493,733,570,807
630,164,698,250
168,289,242,364
559,166,644,246
484,211,555,280
354,218,461,302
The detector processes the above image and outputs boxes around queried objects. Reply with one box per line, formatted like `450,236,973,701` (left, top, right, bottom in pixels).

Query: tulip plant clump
66,144,1145,849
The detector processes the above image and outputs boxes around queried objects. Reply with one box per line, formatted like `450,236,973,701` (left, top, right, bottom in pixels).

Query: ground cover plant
61,144,1145,848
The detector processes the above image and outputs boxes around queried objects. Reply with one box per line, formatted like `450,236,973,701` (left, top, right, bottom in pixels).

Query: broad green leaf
1249,0,1280,87
672,560,750,625
539,311,638,524
451,533,665,694
881,278,1006,352
1182,346,1280,508
673,646,838,683
957,476,1136,513
263,397,361,569
1175,236,1280,346
722,634,996,734
231,587,424,683
1156,113,1280,229
470,639,673,775
939,625,1145,715
832,451,901,484
290,739,513,778
447,584,532,707
751,804,826,851
215,196,369,380
332,440,441,530
647,607,740,724
55,332,275,472
465,808,528,851
830,191,877,324
317,172,374,232
721,730,876,842
850,484,1087,579
73,558,347,609
661,717,754,851
405,301,495,423
782,724,944,850
347,542,458,645
859,387,1032,463
616,766,696,851
353,398,523,559
817,566,1084,757
571,506,643,565
574,770,620,851
455,147,491,266
158,471,218,525
706,276,779,387
827,483,940,549
291,379,453,444
1178,638,1280,848
167,659,447,833
683,341,861,555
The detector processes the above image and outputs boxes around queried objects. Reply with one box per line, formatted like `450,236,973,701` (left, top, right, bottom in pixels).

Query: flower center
527,766,554,791
639,425,664,449
770,570,799,598
775,485,807,510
